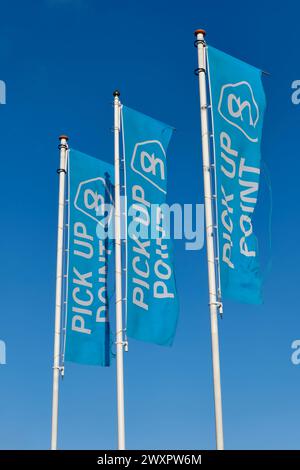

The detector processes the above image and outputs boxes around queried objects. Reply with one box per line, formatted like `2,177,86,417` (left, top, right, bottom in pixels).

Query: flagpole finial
194,29,206,37
59,135,69,141
113,90,120,97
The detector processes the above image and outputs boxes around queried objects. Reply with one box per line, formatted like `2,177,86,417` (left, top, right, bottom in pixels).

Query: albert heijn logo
218,81,260,143
74,176,114,228
131,140,167,194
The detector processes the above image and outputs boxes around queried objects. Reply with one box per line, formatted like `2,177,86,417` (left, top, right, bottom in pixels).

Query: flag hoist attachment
51,135,69,450
194,29,224,450
113,90,126,450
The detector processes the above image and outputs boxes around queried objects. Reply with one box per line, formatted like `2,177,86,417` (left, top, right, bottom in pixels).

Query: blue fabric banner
207,46,266,304
122,106,178,346
65,149,114,366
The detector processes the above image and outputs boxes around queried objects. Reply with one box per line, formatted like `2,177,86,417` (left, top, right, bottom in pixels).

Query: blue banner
208,46,266,304
122,106,178,345
65,149,114,366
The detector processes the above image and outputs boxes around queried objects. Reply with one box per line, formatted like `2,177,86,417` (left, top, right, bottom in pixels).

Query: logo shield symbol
218,81,260,142
130,140,167,194
74,177,114,228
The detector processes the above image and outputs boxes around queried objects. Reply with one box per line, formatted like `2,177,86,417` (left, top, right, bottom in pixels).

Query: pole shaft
51,136,68,450
195,31,224,450
114,92,126,450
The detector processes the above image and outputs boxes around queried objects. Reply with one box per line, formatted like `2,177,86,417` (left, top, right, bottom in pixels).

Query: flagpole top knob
113,90,120,97
59,135,69,142
194,29,206,37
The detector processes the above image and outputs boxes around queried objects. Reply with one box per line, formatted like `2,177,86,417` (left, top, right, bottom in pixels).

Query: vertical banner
65,149,114,366
208,46,266,304
122,106,178,346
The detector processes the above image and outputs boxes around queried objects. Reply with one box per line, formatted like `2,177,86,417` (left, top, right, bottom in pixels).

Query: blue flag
122,106,178,346
65,149,114,366
207,46,266,304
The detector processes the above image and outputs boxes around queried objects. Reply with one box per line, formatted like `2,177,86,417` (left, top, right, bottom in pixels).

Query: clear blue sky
0,0,299,450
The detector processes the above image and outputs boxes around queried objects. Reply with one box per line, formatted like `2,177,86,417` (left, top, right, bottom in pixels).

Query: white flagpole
194,29,224,450
113,90,126,450
51,135,68,450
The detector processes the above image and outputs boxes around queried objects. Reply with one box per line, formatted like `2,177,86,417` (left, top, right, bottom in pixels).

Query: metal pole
113,90,126,450
194,29,224,450
51,135,68,450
